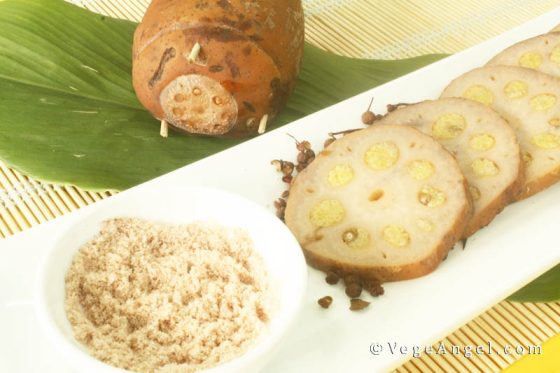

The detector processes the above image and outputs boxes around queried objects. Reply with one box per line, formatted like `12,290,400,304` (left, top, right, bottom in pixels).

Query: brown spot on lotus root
209,65,224,73
216,0,231,10
369,190,384,201
239,20,252,32
185,26,245,43
243,101,256,113
523,151,533,166
216,16,236,28
469,185,481,201
224,52,240,79
148,47,176,89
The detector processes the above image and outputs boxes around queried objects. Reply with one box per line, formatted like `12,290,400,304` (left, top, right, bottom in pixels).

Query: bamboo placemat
2,0,560,371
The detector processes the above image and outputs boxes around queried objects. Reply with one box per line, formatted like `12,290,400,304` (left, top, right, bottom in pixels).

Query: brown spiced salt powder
64,217,273,373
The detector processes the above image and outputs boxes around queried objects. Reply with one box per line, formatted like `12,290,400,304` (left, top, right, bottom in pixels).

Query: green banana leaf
508,264,560,303
0,0,445,191
0,0,557,301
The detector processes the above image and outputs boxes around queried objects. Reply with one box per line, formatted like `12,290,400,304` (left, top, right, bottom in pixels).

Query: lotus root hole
174,93,186,102
172,107,184,116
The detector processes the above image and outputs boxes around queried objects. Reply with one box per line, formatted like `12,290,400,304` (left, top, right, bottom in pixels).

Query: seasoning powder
64,218,272,373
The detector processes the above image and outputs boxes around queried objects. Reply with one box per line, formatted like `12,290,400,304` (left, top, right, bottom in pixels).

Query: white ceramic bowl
35,185,307,373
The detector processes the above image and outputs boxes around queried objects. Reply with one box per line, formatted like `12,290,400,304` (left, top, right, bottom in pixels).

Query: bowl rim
34,185,308,373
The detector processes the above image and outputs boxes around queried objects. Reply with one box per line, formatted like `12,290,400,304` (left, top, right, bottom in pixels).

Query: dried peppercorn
270,159,282,172
271,137,315,219
273,198,286,208
280,162,294,176
325,271,339,285
271,160,295,176
345,282,362,298
343,274,360,286
364,281,384,297
304,149,315,161
361,111,377,125
285,135,316,173
349,298,370,311
273,198,287,220
281,175,293,184
318,296,333,309
295,139,312,152
361,98,383,125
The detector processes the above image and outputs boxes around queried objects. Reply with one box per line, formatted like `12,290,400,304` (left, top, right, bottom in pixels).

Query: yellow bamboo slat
466,321,515,368
1,0,559,371
407,358,438,373
453,328,500,371
399,302,560,372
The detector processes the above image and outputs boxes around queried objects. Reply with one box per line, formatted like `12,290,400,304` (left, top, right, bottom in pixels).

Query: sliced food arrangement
374,98,523,238
285,125,471,282
277,26,560,308
441,66,560,199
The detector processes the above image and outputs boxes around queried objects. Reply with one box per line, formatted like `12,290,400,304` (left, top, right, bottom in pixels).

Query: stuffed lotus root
132,0,305,137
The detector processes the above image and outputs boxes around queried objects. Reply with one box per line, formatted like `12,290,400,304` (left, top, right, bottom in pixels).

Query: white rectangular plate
2,8,560,373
